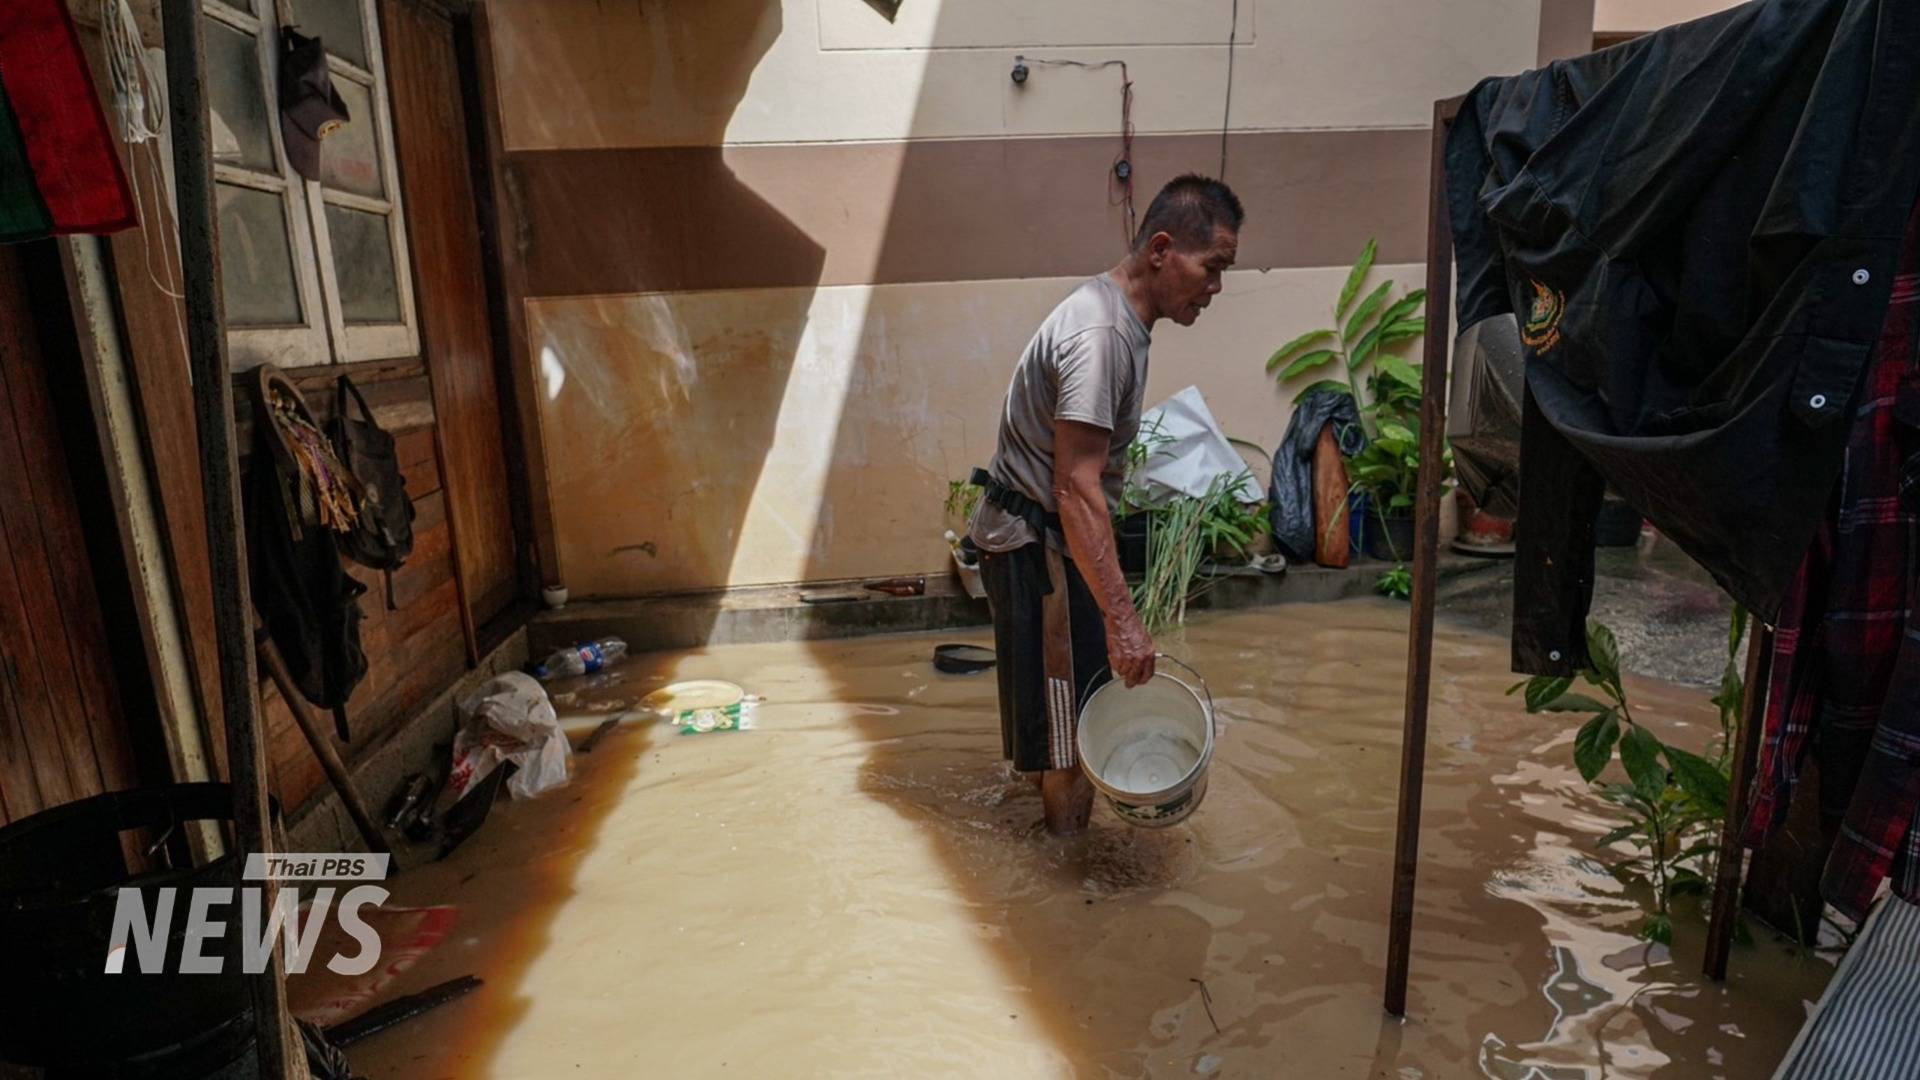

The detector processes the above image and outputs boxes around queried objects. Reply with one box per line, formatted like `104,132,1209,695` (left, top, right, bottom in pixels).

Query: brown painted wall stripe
503,127,1433,296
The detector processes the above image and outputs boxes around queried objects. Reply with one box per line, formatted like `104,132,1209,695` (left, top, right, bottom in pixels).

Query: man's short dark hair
1133,174,1244,253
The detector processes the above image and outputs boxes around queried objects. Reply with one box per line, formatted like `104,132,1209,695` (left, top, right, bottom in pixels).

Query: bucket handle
1078,653,1214,722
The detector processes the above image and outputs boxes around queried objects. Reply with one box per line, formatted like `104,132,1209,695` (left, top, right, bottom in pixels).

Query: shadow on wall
500,0,824,601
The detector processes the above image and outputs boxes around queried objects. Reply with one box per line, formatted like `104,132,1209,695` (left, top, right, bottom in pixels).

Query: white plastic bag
449,672,573,801
1134,386,1251,504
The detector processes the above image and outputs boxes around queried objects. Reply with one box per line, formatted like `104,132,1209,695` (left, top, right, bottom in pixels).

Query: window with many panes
195,0,416,368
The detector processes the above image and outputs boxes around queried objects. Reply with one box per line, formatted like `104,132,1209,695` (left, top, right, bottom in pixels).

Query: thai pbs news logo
104,853,392,975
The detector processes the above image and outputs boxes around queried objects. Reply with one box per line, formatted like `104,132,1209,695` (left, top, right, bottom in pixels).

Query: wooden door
383,0,521,632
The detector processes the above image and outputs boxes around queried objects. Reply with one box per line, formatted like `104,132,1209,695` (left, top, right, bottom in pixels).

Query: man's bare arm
1053,419,1155,687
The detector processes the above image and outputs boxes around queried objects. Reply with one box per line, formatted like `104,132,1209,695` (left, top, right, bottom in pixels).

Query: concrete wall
1594,0,1745,34
486,0,1566,597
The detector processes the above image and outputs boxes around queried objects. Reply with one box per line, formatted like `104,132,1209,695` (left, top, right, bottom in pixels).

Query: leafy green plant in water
1375,564,1412,600
1265,237,1428,437
1131,470,1261,634
1511,611,1747,945
1115,418,1267,633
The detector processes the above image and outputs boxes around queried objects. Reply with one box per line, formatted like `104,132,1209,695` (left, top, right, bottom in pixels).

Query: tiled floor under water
340,600,1832,1078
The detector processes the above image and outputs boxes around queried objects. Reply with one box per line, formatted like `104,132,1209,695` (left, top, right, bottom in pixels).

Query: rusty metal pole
1704,624,1775,980
1385,96,1460,1018
158,5,293,1075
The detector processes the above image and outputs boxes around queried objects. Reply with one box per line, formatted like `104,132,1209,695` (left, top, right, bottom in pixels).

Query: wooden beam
1384,95,1462,1019
1704,624,1775,980
157,6,292,1075
456,5,559,601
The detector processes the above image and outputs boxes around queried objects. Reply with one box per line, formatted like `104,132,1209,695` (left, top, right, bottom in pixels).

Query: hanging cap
278,28,349,182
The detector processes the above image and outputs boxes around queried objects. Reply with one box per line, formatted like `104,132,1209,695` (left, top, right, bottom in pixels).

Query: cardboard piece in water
1132,386,1252,505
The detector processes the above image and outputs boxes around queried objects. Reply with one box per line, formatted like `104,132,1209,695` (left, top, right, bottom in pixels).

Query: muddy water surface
342,601,1830,1078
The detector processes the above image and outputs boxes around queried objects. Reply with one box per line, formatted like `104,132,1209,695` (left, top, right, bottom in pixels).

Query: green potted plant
1266,238,1438,576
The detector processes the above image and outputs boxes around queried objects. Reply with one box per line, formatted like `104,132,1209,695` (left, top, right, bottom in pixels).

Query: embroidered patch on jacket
1521,279,1566,354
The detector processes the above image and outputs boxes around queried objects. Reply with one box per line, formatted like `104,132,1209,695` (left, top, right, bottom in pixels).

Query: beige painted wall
529,266,1427,596
1594,0,1744,33
488,0,1544,595
488,0,1543,150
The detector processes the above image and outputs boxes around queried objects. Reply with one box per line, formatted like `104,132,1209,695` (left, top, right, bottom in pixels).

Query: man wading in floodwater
969,174,1243,834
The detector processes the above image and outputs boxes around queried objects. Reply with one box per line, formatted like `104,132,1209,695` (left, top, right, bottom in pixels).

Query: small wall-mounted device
1011,56,1029,85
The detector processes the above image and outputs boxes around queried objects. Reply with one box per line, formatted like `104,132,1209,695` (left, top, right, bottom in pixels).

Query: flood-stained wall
487,0,1578,597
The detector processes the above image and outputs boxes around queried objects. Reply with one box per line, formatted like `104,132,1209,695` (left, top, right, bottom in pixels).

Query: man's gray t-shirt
970,273,1151,553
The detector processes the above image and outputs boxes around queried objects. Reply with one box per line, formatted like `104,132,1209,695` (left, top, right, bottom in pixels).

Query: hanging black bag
329,375,416,607
247,367,369,742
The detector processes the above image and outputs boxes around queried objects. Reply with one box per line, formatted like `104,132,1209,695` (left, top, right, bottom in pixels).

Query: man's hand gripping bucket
1075,655,1215,828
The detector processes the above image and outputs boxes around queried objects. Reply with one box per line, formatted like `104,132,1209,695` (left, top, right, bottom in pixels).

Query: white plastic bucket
1076,655,1214,828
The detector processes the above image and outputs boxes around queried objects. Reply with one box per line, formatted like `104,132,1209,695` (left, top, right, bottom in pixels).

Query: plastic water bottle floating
535,638,628,680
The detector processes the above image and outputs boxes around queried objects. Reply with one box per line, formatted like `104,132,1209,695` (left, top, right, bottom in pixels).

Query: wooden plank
464,4,554,600
385,626,467,731
0,516,47,822
387,0,522,635
1311,426,1351,569
0,247,131,801
0,319,80,811
390,497,455,611
396,425,439,471
1384,96,1461,1019
390,574,462,646
397,428,444,499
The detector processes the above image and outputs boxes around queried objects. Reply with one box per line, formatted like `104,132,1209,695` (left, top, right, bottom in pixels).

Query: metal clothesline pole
1384,95,1461,1019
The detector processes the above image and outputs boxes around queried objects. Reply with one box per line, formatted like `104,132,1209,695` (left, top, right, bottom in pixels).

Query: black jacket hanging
1446,0,1920,675
245,370,368,740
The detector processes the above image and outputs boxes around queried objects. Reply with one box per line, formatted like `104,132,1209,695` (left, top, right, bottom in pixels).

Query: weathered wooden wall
0,244,142,823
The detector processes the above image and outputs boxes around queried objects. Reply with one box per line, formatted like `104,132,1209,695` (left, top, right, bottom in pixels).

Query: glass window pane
216,184,304,326
291,0,370,69
325,204,402,324
205,19,276,172
320,79,384,199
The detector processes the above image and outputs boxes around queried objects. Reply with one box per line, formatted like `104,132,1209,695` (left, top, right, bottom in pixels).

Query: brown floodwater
336,600,1833,1078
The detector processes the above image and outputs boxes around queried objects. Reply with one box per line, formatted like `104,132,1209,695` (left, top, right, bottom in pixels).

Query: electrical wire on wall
1220,0,1237,179
1012,56,1137,249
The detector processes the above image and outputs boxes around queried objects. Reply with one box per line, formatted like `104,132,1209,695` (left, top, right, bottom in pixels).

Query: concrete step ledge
529,555,1503,656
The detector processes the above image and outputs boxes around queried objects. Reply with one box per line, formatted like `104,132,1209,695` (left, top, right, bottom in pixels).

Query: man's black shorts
979,541,1110,772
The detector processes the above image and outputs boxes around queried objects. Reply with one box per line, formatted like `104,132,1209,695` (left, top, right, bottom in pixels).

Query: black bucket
1363,512,1417,562
0,783,256,1074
